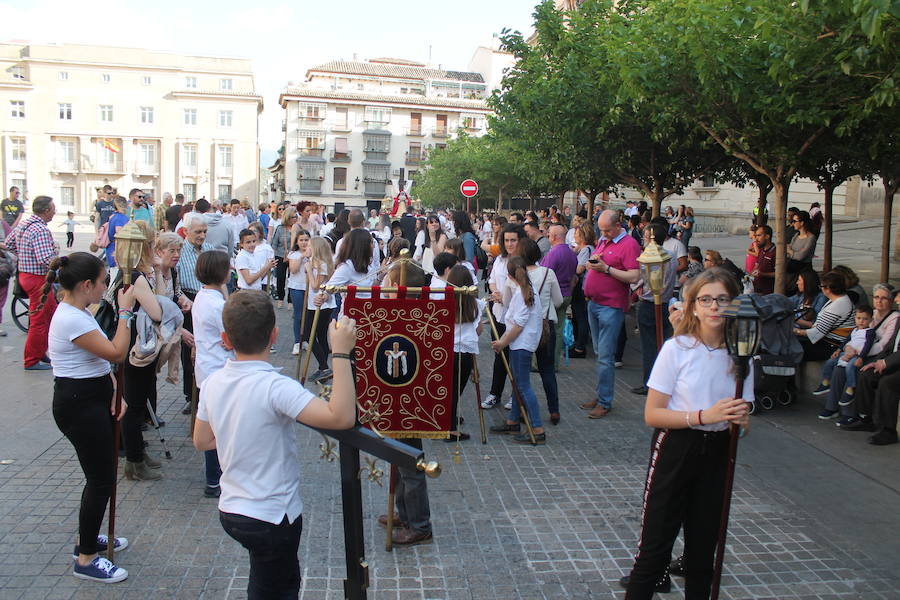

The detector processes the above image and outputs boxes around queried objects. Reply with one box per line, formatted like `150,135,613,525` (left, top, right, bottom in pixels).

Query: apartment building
0,43,262,214
278,58,493,212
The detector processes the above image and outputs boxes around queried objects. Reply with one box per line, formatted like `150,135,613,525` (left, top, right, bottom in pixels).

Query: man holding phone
580,210,641,419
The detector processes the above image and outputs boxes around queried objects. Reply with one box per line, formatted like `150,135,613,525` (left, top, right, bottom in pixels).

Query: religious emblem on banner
343,287,455,439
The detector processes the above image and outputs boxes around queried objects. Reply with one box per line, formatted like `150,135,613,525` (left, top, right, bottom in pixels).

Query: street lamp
711,293,762,600
636,231,671,350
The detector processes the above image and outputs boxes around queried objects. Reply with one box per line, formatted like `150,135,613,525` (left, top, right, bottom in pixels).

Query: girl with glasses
623,268,751,599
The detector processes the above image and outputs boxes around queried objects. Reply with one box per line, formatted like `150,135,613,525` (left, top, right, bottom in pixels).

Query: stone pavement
1,225,899,599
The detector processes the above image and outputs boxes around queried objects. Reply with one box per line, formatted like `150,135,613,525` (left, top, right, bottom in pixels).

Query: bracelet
685,411,692,429
698,410,704,426
332,353,353,361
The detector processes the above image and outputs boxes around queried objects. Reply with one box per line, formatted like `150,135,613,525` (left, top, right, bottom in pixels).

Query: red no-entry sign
460,179,479,197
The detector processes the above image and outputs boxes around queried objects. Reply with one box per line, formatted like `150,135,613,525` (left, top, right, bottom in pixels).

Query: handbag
537,267,552,348
92,270,123,340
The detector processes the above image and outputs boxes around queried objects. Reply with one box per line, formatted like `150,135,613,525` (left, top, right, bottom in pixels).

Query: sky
0,0,536,165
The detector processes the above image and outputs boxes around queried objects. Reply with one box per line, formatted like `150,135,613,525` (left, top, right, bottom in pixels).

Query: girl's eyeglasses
696,295,732,308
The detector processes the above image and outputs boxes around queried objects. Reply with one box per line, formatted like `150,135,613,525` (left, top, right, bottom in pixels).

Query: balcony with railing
135,162,159,176
298,147,325,158
406,126,425,137
363,119,389,131
331,150,352,162
218,165,234,178
405,152,422,166
431,126,449,138
330,121,352,133
298,176,323,194
363,180,387,198
182,164,197,176
299,115,325,126
53,160,78,173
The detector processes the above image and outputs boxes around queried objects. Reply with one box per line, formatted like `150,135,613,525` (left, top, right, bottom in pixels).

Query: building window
102,73,110,83
218,145,233,168
9,66,25,80
334,106,349,130
58,140,76,165
185,76,197,89
218,110,233,127
183,144,197,168
60,186,75,207
183,183,196,202
364,106,391,127
363,133,390,153
298,129,324,153
462,114,482,130
10,137,26,166
701,174,717,188
100,104,113,122
101,143,117,166
58,103,73,120
407,142,422,164
140,106,154,124
10,100,24,118
333,167,347,191
217,184,232,201
184,108,197,125
58,71,68,81
299,103,326,120
220,78,233,91
140,143,156,166
142,76,151,85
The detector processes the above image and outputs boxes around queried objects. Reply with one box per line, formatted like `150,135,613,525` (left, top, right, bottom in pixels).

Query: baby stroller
750,294,804,414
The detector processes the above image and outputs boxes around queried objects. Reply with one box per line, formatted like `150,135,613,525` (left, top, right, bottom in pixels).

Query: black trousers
66,232,74,248
274,257,288,301
303,307,333,370
452,352,474,428
181,289,197,402
626,428,730,600
52,375,116,556
571,281,591,352
856,366,900,433
220,512,303,600
122,359,159,462
489,321,509,397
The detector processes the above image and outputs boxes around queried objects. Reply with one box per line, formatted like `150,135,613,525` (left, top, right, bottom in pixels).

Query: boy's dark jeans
220,512,303,599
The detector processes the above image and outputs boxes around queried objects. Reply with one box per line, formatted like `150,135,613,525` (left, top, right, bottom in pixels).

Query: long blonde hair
307,237,334,281
674,267,740,340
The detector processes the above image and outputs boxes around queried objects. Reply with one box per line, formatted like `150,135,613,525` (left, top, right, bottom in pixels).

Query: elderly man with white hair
175,212,213,414
579,210,641,419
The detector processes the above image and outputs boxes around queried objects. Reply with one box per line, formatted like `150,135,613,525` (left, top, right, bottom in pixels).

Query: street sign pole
460,179,478,213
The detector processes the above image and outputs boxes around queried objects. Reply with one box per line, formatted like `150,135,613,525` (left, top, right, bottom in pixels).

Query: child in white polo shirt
193,290,357,598
235,229,275,291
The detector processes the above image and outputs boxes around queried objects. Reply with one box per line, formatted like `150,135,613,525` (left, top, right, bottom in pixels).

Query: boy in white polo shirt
193,290,357,598
235,229,276,290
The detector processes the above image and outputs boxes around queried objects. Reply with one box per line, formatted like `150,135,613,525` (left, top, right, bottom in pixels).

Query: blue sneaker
818,409,839,420
24,362,52,371
73,555,128,583
72,535,128,559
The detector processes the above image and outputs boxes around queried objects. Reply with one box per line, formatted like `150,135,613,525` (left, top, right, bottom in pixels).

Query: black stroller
749,294,804,414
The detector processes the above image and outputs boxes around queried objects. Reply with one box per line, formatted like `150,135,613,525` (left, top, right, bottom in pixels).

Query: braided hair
37,252,105,312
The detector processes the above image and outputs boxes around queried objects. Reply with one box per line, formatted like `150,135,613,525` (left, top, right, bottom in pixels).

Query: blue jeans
587,302,625,409
288,288,306,344
220,512,303,600
821,355,839,384
507,348,543,428
845,362,859,388
534,321,559,414
205,450,221,487
638,300,673,384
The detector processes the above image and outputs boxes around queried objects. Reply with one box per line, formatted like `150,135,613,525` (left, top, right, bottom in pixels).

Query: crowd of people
1,186,897,596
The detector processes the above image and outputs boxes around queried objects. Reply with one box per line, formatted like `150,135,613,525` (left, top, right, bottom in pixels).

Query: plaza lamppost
107,217,147,562
712,294,762,600
636,232,672,350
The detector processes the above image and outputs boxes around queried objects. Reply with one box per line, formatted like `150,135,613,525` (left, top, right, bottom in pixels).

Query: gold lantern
636,231,672,306
114,219,147,286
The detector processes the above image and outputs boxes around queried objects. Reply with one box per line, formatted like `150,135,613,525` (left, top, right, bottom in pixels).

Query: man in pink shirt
580,210,641,418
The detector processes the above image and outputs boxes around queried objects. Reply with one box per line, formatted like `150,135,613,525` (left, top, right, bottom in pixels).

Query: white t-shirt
235,248,268,290
429,275,447,300
222,213,249,241
256,240,275,263
48,303,111,378
663,237,687,261
286,251,307,291
334,230,380,274
502,282,543,352
197,359,313,524
489,255,510,321
566,228,576,249
307,262,336,309
192,288,234,387
455,298,485,354
647,335,755,432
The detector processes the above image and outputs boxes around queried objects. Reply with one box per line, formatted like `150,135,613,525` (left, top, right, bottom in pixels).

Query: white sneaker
614,361,624,368
504,397,513,410
292,343,300,355
481,394,498,409
270,346,277,353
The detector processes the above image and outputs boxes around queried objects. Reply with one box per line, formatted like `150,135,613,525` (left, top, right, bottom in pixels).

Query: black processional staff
107,216,148,563
713,295,762,600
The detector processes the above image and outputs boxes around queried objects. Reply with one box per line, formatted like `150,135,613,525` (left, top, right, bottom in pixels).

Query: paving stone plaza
1,274,899,600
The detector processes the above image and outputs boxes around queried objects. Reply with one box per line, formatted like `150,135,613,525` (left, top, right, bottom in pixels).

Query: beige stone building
0,43,262,215
277,57,493,212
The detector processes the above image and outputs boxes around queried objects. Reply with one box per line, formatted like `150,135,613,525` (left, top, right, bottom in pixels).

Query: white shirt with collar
197,359,314,524
191,288,234,387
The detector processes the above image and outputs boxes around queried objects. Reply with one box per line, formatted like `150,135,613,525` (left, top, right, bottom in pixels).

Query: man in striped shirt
4,196,59,370
176,213,212,412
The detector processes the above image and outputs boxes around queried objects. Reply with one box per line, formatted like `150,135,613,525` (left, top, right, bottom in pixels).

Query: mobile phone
588,258,599,264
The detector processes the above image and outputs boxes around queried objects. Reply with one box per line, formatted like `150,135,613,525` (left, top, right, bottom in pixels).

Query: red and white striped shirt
4,214,58,275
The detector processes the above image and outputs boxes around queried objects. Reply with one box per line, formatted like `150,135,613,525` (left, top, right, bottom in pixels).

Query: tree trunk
823,184,834,272
755,186,769,227
650,178,664,219
497,185,504,214
600,190,609,211
585,190,595,220
772,179,790,295
882,180,896,282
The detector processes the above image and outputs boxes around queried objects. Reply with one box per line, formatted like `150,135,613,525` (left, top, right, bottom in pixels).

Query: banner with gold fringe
343,285,455,439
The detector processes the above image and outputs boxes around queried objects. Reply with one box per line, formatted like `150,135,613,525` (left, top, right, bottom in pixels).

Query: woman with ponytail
47,252,136,582
488,256,547,444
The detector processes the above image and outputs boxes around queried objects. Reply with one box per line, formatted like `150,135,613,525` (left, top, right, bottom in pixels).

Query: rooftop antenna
428,45,432,64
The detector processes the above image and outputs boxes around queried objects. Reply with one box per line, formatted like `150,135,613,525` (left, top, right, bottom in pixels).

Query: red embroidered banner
343,286,455,439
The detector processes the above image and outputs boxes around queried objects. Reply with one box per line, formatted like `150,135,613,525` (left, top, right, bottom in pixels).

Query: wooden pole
107,280,132,563
472,360,487,445
654,301,664,352
484,306,537,444
385,253,408,551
